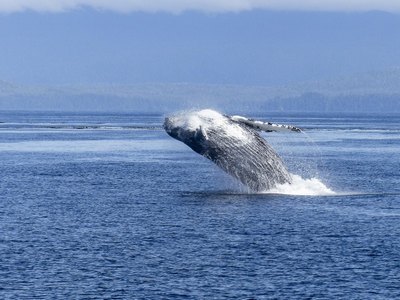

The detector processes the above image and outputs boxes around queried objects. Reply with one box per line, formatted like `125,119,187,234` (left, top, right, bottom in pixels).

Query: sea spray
265,174,336,196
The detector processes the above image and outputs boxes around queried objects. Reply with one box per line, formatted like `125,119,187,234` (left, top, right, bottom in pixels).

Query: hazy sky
1,0,400,13
1,2,400,85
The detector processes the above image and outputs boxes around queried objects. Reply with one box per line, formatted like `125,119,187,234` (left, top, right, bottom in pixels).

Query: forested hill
1,69,400,113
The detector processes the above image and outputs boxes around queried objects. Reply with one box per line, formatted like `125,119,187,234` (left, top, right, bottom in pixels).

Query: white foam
264,174,336,196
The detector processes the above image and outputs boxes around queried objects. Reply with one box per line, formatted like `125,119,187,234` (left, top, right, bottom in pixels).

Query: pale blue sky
1,2,400,85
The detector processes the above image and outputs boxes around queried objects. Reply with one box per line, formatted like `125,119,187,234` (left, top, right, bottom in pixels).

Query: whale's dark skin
164,109,293,191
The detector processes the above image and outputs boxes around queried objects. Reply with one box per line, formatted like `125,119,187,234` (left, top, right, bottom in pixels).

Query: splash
264,174,336,196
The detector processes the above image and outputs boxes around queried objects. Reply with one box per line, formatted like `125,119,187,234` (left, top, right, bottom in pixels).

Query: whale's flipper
230,115,302,133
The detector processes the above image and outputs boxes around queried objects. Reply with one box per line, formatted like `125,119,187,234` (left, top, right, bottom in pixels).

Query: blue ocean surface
0,111,399,299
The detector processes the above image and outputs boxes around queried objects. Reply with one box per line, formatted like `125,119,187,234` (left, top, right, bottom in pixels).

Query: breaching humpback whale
164,109,301,191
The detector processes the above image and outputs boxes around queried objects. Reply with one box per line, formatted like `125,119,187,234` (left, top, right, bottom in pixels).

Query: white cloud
1,0,400,14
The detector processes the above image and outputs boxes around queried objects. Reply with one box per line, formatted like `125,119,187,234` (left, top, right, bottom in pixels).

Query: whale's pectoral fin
230,115,302,133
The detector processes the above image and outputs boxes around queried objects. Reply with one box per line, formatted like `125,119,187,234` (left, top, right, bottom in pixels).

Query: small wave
311,128,400,133
0,123,163,131
264,174,335,196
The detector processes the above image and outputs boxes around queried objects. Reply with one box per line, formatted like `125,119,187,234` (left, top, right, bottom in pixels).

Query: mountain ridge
1,68,400,113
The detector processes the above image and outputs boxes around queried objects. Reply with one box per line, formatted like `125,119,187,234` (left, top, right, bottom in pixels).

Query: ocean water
0,111,399,299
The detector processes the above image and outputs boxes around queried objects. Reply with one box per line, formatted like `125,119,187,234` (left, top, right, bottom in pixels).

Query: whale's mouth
163,117,173,133
164,116,185,141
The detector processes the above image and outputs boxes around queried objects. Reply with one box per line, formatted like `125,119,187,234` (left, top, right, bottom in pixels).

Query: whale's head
163,110,214,155
164,109,251,155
